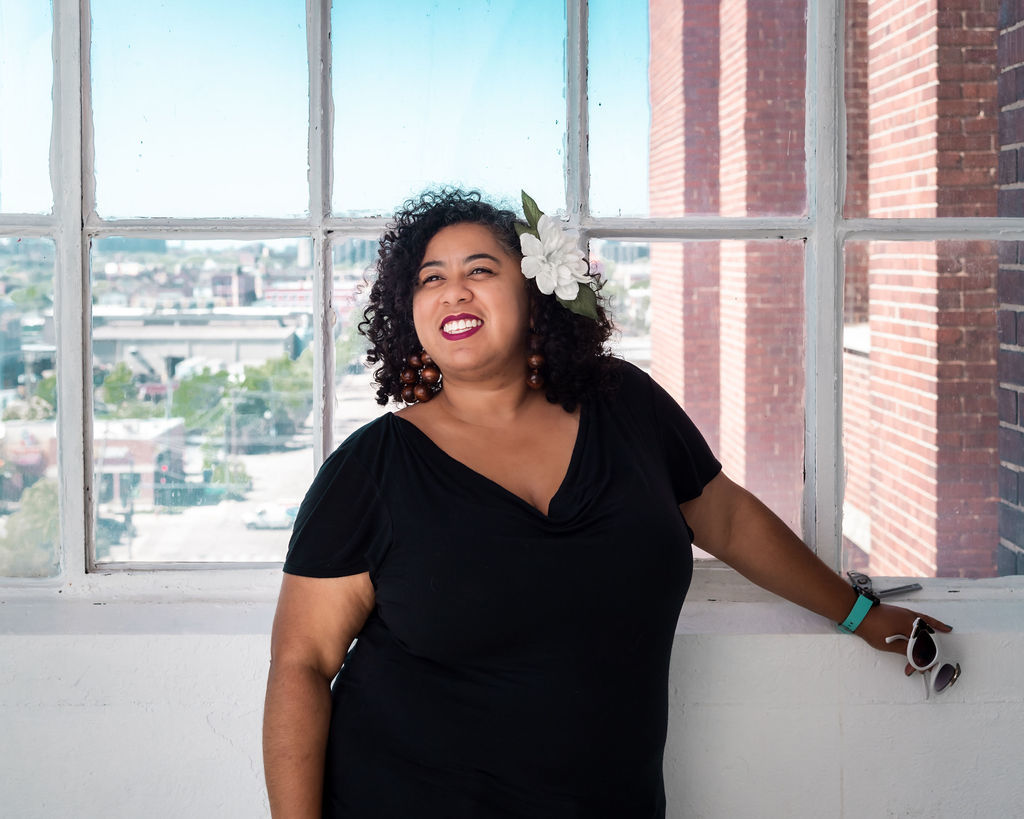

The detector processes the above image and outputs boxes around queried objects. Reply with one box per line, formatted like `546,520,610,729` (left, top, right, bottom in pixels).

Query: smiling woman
410,222,532,385
360,188,618,412
265,189,725,817
262,187,954,818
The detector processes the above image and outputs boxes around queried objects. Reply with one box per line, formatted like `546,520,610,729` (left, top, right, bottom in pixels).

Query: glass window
598,0,808,218
3,1,1021,580
597,238,806,536
332,236,387,442
844,1,999,218
587,0,650,217
90,238,313,563
841,239,1020,577
331,0,566,216
90,0,309,218
0,1,52,214
0,237,58,577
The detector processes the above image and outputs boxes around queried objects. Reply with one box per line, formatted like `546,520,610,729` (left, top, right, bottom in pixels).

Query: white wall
2,573,1022,819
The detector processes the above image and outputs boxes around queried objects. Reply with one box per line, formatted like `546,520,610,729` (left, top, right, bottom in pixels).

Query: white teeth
443,318,481,334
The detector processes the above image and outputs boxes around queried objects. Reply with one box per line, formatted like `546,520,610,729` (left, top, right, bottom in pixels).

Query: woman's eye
470,267,494,276
419,273,442,285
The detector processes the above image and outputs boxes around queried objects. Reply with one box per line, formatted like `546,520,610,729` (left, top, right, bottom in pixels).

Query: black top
284,361,721,819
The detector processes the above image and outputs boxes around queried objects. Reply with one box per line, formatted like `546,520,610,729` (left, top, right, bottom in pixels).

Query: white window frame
2,0,1024,595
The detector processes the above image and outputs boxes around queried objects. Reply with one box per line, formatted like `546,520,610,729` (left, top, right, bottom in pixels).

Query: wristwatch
837,581,880,634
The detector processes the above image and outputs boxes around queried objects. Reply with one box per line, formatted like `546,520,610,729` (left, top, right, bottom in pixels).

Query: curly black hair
359,187,620,411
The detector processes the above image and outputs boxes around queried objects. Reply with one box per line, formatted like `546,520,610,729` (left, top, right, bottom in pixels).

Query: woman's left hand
855,603,953,674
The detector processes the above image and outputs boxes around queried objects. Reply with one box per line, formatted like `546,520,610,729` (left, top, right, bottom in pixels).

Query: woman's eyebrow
417,252,502,273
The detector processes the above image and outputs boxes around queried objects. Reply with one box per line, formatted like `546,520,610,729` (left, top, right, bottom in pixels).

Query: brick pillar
717,0,806,528
649,0,721,450
844,0,870,321
996,0,1024,574
866,242,998,577
865,0,998,576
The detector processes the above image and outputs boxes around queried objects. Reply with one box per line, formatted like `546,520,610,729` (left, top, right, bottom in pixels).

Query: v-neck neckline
391,406,588,520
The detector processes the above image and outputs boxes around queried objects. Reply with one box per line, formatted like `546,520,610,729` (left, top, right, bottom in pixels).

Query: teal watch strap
838,594,875,634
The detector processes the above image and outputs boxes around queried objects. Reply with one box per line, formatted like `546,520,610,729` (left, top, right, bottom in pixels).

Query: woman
263,188,951,818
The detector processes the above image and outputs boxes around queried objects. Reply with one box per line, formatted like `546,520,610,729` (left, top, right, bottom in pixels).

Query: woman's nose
440,278,471,304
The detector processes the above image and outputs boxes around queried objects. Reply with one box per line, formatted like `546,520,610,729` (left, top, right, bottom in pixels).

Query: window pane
841,240,1021,578
588,2,650,217
597,0,807,218
90,1,309,218
332,236,386,442
607,239,806,536
331,0,566,216
0,237,58,577
0,1,52,214
844,3,999,218
90,238,313,563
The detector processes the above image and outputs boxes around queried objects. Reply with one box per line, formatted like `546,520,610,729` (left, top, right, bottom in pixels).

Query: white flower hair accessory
515,190,599,320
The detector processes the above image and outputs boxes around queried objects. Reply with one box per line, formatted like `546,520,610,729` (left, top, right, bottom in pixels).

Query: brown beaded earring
400,350,441,403
526,333,545,390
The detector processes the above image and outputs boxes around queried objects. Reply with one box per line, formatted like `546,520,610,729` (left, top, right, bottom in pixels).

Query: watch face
848,571,873,591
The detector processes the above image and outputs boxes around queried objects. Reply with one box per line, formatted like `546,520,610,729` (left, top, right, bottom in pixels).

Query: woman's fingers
923,614,953,633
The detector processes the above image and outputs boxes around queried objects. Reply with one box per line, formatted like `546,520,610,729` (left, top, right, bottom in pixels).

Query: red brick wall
719,241,806,529
860,1,999,576
996,0,1024,573
867,0,941,217
865,241,998,577
649,0,685,220
936,4,999,216
650,0,722,449
649,0,805,527
845,0,870,322
717,0,806,526
648,1,1000,572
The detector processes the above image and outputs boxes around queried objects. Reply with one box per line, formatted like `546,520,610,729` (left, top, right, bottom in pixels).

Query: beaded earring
400,350,441,403
526,333,545,390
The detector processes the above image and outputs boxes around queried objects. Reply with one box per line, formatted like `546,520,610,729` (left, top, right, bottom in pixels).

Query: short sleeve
282,446,393,578
642,369,722,503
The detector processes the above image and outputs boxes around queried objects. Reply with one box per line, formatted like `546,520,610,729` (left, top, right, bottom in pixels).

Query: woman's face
411,222,530,384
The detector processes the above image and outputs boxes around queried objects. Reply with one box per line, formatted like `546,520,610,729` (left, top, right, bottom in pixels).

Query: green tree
35,374,57,410
172,367,230,430
238,351,314,435
97,362,162,419
0,479,59,577
101,362,136,406
7,283,53,314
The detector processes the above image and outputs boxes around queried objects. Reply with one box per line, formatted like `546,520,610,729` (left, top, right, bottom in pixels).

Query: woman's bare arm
263,571,375,818
680,472,950,657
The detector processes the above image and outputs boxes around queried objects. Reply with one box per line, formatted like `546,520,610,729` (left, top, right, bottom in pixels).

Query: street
103,371,386,563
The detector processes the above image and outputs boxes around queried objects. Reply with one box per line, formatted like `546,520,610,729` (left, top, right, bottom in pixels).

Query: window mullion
804,0,843,567
308,0,334,467
52,0,89,578
565,0,588,223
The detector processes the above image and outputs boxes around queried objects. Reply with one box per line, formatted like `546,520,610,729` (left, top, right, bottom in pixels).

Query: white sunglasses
885,617,961,698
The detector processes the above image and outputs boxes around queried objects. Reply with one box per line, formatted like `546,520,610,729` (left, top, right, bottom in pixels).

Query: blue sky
2,0,650,219
0,0,53,213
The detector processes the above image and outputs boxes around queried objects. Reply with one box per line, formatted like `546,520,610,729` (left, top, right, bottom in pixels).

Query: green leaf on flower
521,190,543,228
514,221,539,239
557,284,599,320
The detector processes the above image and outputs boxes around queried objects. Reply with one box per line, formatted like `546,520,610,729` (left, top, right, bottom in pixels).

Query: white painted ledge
1,564,1020,637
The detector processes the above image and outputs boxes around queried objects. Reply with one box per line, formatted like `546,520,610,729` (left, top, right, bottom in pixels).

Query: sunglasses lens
933,662,960,692
911,629,937,668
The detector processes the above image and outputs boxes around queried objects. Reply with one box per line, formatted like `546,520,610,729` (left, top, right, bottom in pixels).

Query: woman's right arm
263,571,375,818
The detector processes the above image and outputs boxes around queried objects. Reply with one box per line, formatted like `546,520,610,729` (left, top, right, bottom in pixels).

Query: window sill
0,562,1021,637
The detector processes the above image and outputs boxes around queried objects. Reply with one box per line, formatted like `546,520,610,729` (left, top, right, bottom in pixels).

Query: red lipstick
440,313,484,341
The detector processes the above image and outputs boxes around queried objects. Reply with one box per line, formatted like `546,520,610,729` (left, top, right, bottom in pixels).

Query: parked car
243,504,299,530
